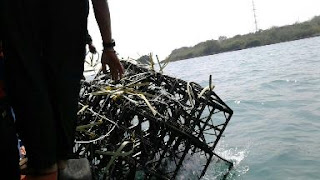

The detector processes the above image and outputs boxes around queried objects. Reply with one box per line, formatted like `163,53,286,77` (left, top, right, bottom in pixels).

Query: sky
87,0,320,60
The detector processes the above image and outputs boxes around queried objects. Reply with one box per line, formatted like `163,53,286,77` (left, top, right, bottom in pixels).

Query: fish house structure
74,60,233,180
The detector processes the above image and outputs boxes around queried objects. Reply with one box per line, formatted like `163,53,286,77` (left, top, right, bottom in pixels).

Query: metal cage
74,60,233,180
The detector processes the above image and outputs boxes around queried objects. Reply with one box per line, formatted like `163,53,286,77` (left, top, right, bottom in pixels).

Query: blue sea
161,37,320,180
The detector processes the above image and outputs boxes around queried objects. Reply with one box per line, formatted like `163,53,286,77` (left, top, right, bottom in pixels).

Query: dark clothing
0,53,5,98
0,54,20,179
85,0,93,45
1,0,87,171
0,100,20,180
0,15,20,180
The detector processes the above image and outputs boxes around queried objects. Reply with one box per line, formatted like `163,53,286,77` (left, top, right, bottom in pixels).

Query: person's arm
91,0,124,80
86,31,97,54
85,29,93,45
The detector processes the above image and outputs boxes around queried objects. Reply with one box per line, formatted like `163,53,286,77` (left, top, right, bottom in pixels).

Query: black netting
74,60,233,180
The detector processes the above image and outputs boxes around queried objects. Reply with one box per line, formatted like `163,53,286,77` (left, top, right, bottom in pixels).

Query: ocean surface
161,37,320,180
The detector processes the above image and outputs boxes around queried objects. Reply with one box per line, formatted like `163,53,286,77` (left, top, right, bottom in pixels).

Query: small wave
202,141,251,180
263,79,297,86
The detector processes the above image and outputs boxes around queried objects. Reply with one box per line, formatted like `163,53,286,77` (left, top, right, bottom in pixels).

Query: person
82,31,97,80
91,0,124,79
86,31,97,55
85,0,97,55
0,0,124,180
0,39,21,180
18,139,27,180
82,0,97,80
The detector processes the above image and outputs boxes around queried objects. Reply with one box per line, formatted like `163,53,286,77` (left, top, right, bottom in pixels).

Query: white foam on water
202,140,252,180
160,144,251,180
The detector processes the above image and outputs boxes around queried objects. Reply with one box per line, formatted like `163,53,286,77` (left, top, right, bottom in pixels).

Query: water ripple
163,37,320,180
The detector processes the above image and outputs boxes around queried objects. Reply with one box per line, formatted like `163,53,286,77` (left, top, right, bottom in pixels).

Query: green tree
164,15,320,62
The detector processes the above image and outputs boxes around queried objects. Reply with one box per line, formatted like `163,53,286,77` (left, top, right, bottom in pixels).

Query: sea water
161,36,320,180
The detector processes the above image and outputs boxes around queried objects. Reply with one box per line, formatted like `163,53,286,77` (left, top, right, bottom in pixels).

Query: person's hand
88,44,97,54
20,146,26,157
101,50,124,81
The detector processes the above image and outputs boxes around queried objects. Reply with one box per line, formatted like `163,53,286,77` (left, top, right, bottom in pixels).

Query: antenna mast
252,0,258,32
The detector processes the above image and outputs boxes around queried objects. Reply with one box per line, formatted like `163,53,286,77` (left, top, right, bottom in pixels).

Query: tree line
163,15,320,62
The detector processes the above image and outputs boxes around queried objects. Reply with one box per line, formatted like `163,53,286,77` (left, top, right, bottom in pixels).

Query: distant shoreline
163,15,320,63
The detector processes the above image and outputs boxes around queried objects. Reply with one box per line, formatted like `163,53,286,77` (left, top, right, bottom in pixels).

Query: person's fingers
101,50,125,80
109,62,122,81
115,68,120,80
113,63,123,80
119,65,124,79
121,64,124,73
110,68,115,80
116,70,119,80
113,70,118,81
110,65,117,81
102,62,107,73
109,69,113,80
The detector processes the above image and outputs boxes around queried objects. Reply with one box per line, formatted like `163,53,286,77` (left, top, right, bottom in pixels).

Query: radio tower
252,0,259,32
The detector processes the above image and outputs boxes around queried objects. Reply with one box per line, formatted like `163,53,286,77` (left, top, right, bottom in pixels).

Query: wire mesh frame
74,60,234,180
